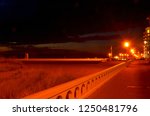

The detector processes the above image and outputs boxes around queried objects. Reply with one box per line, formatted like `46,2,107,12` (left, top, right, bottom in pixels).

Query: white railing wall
24,61,130,99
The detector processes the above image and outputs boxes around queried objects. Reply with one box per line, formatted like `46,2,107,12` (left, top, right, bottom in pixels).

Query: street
87,60,150,99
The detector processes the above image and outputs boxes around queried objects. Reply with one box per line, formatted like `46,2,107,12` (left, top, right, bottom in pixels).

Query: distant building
143,17,150,59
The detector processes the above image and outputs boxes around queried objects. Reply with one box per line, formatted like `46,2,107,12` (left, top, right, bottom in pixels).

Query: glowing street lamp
108,53,112,58
123,41,130,60
124,42,130,48
119,53,122,56
130,48,135,54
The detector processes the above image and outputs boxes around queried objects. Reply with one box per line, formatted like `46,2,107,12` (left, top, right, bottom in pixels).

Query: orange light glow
130,49,135,54
144,41,147,44
114,56,119,59
108,53,112,57
119,53,122,56
124,42,129,48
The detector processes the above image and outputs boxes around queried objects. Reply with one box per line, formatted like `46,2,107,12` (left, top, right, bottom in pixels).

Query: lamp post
124,41,130,60
108,46,113,60
110,45,113,59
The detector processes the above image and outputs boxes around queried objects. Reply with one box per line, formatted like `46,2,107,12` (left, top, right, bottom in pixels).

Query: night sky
0,0,150,57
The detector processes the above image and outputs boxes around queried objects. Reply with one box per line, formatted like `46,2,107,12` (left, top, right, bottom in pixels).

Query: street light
130,48,135,54
124,42,130,48
108,53,112,58
108,46,113,60
123,41,130,60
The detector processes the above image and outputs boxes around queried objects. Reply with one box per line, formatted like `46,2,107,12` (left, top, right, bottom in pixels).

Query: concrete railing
24,61,130,99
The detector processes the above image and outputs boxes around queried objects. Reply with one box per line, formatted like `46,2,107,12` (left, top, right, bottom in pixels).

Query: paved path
87,60,150,99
